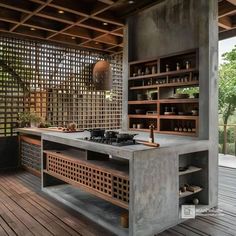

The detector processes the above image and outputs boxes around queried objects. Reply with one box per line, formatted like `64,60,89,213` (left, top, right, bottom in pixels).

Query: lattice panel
0,36,123,136
113,176,129,203
21,140,41,171
46,152,129,207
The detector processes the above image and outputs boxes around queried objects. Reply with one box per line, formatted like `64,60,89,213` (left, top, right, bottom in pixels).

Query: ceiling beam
218,16,233,29
226,0,236,6
219,0,236,17
10,0,53,32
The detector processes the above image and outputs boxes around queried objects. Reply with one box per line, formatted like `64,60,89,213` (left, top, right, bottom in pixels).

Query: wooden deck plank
0,167,236,236
0,171,114,236
0,178,76,236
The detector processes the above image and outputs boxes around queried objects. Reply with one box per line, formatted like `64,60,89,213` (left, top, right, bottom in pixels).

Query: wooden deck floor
0,167,235,236
160,167,236,236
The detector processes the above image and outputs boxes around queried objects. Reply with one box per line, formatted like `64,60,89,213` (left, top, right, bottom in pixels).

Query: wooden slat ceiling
0,0,235,54
219,0,236,39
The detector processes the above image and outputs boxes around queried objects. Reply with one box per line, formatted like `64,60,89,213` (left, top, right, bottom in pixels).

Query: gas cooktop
83,129,137,146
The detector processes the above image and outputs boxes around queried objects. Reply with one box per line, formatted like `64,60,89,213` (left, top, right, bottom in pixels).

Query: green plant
30,112,42,123
18,112,42,127
18,112,31,124
219,46,236,125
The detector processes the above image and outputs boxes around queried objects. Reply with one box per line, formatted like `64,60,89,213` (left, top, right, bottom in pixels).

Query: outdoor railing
219,124,236,156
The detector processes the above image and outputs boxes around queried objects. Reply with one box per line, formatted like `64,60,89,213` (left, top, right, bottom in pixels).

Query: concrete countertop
42,130,208,160
16,128,208,159
15,127,51,136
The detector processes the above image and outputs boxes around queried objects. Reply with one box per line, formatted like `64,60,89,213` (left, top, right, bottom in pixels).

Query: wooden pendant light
93,60,112,90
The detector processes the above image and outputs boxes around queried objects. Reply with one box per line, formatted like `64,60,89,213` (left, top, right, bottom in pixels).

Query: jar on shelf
147,78,153,85
152,66,156,74
166,64,169,72
137,68,142,76
145,67,150,75
176,63,180,71
185,61,190,69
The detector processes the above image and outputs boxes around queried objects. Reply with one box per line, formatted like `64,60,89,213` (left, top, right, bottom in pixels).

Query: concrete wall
123,0,219,234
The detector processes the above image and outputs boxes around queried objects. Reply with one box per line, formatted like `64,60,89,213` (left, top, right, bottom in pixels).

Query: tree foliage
219,45,236,125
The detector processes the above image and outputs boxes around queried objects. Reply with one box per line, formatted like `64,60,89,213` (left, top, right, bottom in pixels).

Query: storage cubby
159,119,197,136
179,151,209,207
128,49,199,136
129,118,157,131
128,88,158,101
159,51,197,73
159,102,199,116
129,59,158,78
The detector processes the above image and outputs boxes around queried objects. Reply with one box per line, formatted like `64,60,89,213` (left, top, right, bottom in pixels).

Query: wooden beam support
218,16,233,29
219,0,236,17
226,0,236,6
10,0,53,32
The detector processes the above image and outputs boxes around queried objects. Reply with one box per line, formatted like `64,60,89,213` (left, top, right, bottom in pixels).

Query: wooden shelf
129,68,197,80
179,166,202,176
158,81,199,88
129,81,198,90
179,188,203,198
129,128,158,132
129,85,158,90
128,100,158,104
159,115,198,120
128,114,158,118
159,99,199,103
159,131,197,136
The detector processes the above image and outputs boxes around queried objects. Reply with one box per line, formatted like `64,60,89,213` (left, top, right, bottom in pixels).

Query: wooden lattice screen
0,36,123,136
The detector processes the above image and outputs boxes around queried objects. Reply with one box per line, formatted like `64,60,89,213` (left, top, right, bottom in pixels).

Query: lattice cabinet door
45,150,129,209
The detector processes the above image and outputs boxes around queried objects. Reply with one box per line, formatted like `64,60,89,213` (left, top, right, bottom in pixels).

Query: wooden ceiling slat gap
10,0,53,32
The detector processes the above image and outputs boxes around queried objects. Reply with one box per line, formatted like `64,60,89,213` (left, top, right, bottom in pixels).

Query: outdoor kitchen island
41,130,213,236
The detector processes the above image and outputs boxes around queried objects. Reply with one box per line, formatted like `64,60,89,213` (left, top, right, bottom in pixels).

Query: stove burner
85,130,137,146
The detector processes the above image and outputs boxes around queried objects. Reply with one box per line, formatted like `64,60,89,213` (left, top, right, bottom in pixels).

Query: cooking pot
105,131,119,138
89,129,105,137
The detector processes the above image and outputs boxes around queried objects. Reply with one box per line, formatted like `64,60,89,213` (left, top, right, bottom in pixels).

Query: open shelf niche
178,150,209,210
128,49,199,136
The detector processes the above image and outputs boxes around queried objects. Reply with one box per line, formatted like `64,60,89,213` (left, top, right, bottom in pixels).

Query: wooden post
223,124,227,155
234,125,236,157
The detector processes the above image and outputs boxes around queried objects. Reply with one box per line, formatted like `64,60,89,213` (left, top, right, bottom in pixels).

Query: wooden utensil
136,140,160,147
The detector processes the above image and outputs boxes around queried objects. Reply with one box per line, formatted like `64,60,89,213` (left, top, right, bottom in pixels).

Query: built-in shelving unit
128,49,199,136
